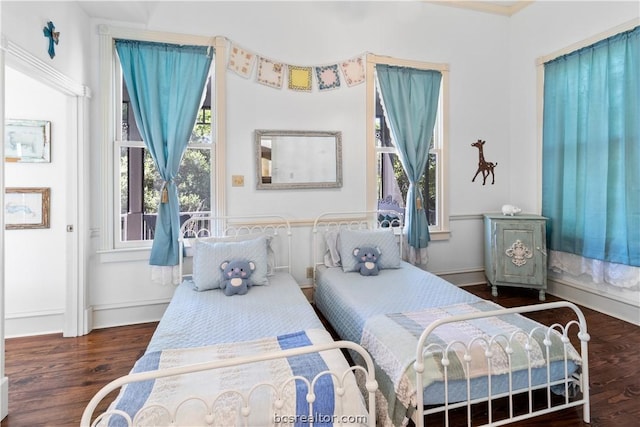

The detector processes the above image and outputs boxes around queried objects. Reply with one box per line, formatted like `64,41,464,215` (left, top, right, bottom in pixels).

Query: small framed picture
4,187,50,229
4,119,51,163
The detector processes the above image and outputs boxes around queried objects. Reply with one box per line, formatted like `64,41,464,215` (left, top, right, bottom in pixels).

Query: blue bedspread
315,262,481,344
147,272,324,352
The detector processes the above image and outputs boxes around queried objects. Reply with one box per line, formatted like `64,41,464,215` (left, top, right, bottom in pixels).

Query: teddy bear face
353,246,382,276
219,260,255,296
354,247,380,263
221,260,254,280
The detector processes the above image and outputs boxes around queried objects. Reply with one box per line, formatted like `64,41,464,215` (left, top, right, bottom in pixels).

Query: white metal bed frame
81,214,380,427
80,340,379,427
311,210,405,281
414,301,590,427
311,211,591,427
178,213,294,277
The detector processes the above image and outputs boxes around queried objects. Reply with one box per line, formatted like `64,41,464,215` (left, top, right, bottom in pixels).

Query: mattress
147,272,324,353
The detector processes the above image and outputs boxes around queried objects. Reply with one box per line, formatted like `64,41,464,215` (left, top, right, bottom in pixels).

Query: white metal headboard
179,214,293,278
311,210,405,277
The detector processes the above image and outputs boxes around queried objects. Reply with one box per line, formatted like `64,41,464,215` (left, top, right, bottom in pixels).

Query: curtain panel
115,39,213,266
542,26,639,267
376,65,442,262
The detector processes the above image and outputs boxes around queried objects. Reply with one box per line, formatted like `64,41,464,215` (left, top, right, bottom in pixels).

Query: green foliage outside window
142,148,211,214
120,117,212,215
390,151,437,225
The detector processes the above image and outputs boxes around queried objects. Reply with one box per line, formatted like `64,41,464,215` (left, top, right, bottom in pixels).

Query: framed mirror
256,130,342,190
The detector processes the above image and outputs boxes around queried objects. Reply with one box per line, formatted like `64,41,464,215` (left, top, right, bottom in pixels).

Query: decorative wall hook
43,21,60,59
471,139,497,185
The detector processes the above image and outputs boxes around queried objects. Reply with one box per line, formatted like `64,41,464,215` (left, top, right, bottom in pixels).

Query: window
541,25,639,266
99,28,225,251
367,55,449,238
117,78,212,242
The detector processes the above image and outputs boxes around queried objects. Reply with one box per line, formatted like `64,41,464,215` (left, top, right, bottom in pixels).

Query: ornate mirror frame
255,129,343,190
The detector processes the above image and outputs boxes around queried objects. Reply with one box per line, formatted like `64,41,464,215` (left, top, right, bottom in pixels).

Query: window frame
98,26,227,253
365,54,450,239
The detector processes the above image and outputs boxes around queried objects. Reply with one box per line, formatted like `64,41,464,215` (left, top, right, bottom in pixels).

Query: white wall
1,1,90,85
85,1,514,328
4,67,67,337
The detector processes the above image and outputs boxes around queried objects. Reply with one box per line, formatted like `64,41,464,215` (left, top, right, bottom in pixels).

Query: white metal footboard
413,301,590,427
81,340,379,427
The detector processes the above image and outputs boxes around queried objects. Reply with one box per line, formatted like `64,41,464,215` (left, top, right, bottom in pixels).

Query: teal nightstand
483,213,548,301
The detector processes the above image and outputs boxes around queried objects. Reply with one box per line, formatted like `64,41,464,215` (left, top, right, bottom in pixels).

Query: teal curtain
376,65,442,249
115,40,213,266
542,26,640,266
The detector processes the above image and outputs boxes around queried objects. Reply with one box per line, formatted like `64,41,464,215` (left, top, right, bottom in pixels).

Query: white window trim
97,25,226,255
365,54,450,240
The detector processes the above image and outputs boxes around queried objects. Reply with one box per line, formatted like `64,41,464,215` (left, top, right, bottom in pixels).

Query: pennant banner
256,57,285,89
228,43,256,79
340,56,365,87
315,64,341,91
225,38,365,92
288,65,313,92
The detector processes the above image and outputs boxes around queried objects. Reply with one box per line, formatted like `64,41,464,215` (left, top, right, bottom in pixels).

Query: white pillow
323,230,341,268
192,236,270,291
338,228,401,272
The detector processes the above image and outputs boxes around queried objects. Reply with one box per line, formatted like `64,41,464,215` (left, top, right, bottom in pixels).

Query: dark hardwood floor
1,285,638,426
1,323,157,427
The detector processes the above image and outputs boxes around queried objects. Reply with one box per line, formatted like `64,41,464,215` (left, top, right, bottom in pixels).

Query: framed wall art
4,187,50,229
4,119,51,163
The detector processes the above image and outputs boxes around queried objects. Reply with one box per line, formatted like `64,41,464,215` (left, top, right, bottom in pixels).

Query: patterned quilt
359,301,582,426
100,329,367,427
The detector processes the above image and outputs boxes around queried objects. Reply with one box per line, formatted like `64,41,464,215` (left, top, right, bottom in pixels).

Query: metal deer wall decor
471,139,497,185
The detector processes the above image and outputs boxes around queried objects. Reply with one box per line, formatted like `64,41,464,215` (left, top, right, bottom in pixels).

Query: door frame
2,37,91,337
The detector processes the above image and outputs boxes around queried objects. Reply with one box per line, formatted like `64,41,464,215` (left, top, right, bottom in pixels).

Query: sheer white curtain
549,251,640,290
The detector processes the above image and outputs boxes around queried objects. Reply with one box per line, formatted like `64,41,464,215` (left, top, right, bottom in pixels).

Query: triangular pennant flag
340,56,365,87
228,44,256,78
256,57,285,89
315,64,341,91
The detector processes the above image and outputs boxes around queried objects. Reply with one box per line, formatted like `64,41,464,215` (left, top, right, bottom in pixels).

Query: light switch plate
232,175,244,187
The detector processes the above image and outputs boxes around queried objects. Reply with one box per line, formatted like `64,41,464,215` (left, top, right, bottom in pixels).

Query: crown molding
425,1,534,17
1,35,90,97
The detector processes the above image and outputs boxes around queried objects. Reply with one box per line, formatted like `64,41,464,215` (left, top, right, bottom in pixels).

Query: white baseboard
547,277,639,326
84,307,94,334
439,268,639,326
0,376,8,421
4,310,64,338
4,300,170,336
437,269,486,287
91,299,170,330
